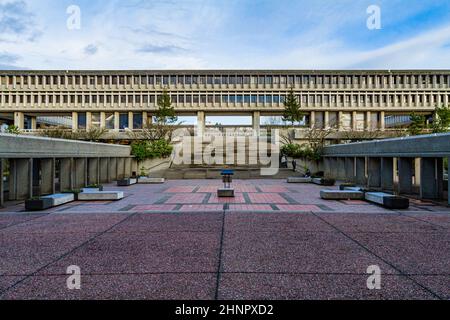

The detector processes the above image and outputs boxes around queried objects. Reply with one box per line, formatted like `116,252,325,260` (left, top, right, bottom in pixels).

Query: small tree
282,88,304,126
6,125,21,135
155,89,178,125
408,112,426,136
431,104,450,133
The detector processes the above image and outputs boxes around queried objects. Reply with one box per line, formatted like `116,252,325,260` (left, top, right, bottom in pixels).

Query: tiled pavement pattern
0,179,449,299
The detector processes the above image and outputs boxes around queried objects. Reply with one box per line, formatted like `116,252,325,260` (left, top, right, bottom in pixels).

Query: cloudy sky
1,0,450,70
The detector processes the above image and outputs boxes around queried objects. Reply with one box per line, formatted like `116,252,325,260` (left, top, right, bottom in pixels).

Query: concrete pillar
337,158,346,180
310,111,315,129
380,157,394,190
328,157,338,179
252,111,260,136
59,158,72,191
109,157,117,181
380,111,385,131
324,111,330,129
414,158,421,187
114,112,120,130
31,117,37,130
11,159,33,200
99,158,109,183
398,158,414,194
74,158,87,189
72,112,78,131
323,157,332,177
368,158,381,188
420,158,444,200
142,111,148,128
100,112,106,129
86,112,92,130
352,111,357,130
40,158,55,195
117,158,125,180
14,112,24,129
125,158,133,177
365,111,372,131
88,158,100,185
128,112,134,130
0,159,4,207
355,157,366,185
197,111,205,136
344,157,355,182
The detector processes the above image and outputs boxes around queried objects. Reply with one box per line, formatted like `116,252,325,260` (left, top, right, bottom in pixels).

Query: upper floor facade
1,70,450,113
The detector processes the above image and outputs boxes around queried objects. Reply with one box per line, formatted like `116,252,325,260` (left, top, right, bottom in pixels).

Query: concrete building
0,70,449,138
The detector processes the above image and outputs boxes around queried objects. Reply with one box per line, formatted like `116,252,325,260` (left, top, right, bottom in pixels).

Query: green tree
6,125,21,135
154,89,178,125
408,112,426,136
431,104,450,133
282,88,304,126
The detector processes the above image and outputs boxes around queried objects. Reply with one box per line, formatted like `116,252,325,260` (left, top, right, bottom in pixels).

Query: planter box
117,178,137,186
78,191,124,201
287,177,312,183
312,178,336,186
320,190,365,200
218,188,235,198
365,192,409,209
138,177,165,184
25,198,53,211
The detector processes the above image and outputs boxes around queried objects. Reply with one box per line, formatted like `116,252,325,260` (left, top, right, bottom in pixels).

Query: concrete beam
420,158,444,200
398,158,414,194
368,158,381,188
381,157,394,191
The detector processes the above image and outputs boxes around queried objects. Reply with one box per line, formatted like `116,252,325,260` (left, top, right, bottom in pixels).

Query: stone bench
138,177,165,184
43,193,75,206
218,188,235,197
365,192,409,209
312,178,336,186
78,191,124,201
117,178,138,186
320,189,365,200
287,177,312,183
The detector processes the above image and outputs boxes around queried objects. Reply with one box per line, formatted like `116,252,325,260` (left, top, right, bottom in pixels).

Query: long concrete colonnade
0,133,135,207
322,133,450,204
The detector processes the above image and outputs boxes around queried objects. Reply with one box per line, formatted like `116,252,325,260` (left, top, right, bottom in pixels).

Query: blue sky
1,0,450,69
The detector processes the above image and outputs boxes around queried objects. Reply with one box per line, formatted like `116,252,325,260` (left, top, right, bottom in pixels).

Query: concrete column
117,158,125,180
125,157,133,177
99,158,109,183
40,158,55,195
252,111,261,136
74,158,87,189
380,157,394,190
0,159,4,207
114,112,120,130
328,157,337,179
86,112,92,130
72,112,78,131
324,111,330,129
31,117,37,130
414,158,421,187
109,157,117,181
368,158,381,188
88,158,100,185
380,111,385,131
8,159,17,200
352,111,357,130
365,111,372,131
197,111,205,136
14,112,24,129
323,157,332,177
310,111,316,128
142,111,148,128
337,158,346,180
100,112,106,129
59,158,72,191
398,158,414,194
420,158,444,200
344,157,355,182
355,157,366,185
128,112,134,130
11,159,33,200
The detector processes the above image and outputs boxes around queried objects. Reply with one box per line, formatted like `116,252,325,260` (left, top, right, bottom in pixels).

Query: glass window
78,113,86,129
222,95,229,103
229,95,236,103
258,95,265,104
244,95,250,103
236,95,243,103
273,95,280,103
91,113,101,128
133,113,143,129
251,95,257,103
119,113,128,129
105,113,114,129
266,95,272,103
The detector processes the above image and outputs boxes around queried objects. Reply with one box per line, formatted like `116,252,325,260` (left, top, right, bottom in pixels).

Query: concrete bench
365,192,409,209
320,189,365,200
218,188,235,197
138,177,165,184
342,186,364,192
312,178,336,186
78,191,124,201
117,178,137,186
43,193,75,206
287,177,312,183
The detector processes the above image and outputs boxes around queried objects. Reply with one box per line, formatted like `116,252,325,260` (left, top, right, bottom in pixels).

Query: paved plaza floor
0,180,449,300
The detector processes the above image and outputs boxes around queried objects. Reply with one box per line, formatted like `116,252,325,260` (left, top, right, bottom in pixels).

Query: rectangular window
105,113,114,129
119,113,129,129
133,113,143,129
78,113,87,129
258,95,265,104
